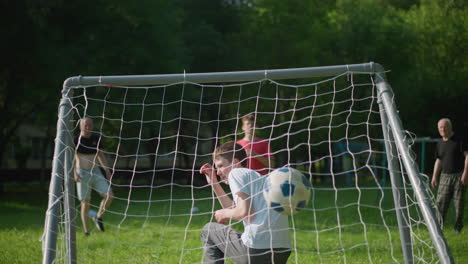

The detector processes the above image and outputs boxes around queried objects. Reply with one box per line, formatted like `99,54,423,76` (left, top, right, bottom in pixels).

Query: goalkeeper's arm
200,163,234,209
214,192,253,224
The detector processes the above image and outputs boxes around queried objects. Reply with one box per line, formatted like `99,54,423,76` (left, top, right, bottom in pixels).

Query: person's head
80,117,94,136
437,118,453,139
241,113,256,135
213,141,247,183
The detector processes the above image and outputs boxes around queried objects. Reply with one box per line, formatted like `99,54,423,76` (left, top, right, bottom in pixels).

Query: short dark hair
241,113,255,123
213,141,247,167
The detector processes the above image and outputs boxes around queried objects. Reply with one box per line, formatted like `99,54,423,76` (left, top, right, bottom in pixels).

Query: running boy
75,117,113,235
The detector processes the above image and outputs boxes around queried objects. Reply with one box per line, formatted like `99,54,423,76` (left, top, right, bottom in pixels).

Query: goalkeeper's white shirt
229,168,292,249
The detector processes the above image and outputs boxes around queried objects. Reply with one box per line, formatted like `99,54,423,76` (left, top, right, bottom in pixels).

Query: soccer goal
43,62,453,263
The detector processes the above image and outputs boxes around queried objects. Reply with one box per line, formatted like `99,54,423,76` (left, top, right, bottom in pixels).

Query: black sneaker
93,216,105,232
84,231,91,236
454,227,462,234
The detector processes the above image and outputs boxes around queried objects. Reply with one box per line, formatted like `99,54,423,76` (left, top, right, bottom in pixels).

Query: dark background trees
1,0,466,169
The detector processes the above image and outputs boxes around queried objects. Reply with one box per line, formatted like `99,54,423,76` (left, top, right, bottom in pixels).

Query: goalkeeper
199,141,291,264
74,117,113,235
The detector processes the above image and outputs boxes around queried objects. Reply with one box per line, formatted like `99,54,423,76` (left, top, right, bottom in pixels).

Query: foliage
399,0,468,133
0,0,467,167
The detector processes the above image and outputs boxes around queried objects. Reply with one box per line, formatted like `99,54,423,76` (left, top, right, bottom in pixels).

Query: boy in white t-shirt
199,141,291,264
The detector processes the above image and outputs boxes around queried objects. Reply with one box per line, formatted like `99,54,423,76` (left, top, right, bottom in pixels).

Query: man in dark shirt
75,117,113,235
431,118,468,233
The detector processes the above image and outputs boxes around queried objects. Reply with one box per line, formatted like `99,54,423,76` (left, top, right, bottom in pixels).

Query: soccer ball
190,206,200,213
88,209,97,218
263,168,311,215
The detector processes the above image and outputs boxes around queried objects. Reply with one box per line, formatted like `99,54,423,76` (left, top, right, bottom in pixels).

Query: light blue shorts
76,168,112,201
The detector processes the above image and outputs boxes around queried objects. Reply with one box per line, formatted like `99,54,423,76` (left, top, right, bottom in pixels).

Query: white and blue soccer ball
88,209,97,218
263,167,311,215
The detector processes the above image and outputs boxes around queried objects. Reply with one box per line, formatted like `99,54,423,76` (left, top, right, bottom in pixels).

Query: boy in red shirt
237,114,275,175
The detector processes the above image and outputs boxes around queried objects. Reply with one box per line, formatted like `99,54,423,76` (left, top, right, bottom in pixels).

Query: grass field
1,182,467,264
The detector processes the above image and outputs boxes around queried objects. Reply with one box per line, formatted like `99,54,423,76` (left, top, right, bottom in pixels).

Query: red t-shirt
237,138,273,175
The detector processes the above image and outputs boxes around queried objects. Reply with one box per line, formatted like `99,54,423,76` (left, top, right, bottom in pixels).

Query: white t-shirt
229,168,291,249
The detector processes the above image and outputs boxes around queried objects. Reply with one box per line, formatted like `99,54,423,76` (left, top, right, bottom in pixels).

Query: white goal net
43,63,452,263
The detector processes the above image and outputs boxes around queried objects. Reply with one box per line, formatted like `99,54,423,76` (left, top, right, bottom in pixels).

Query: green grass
1,183,467,263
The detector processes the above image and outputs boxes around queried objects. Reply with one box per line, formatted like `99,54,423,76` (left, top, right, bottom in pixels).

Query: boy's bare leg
93,192,113,232
97,192,113,218
81,200,91,233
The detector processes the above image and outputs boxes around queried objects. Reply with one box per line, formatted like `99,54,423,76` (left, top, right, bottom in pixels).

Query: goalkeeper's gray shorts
76,168,111,201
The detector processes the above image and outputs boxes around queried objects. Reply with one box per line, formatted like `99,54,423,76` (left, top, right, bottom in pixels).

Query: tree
0,0,188,167
392,0,468,136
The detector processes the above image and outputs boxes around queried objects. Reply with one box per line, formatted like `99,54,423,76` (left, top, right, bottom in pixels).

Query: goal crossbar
63,62,379,87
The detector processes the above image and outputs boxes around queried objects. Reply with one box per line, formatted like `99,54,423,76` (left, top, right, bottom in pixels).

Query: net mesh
53,71,438,263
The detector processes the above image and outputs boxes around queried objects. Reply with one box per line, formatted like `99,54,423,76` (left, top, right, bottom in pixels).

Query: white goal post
43,62,453,264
